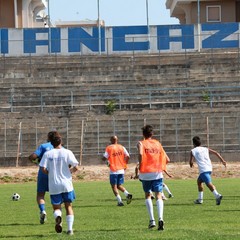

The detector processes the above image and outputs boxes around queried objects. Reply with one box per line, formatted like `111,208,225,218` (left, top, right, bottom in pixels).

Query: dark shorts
141,178,163,193
37,168,49,193
110,174,124,185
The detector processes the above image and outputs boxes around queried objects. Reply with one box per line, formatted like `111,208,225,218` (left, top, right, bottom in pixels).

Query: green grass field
0,178,240,240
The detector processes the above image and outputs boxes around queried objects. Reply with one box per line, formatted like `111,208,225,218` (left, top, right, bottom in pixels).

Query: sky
49,0,179,27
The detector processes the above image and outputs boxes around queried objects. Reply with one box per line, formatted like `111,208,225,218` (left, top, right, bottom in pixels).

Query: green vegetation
202,91,211,102
0,178,240,239
105,100,117,115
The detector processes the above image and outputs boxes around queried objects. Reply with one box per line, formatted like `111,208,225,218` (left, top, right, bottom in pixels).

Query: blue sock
39,204,45,212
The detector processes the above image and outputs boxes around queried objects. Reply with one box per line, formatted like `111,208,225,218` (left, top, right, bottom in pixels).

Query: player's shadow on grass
0,223,36,227
2,234,46,238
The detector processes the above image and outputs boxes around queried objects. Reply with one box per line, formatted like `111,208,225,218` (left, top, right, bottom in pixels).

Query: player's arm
137,142,143,170
102,152,110,167
208,148,227,167
28,153,40,164
70,165,79,174
40,166,48,174
164,169,173,178
189,151,194,168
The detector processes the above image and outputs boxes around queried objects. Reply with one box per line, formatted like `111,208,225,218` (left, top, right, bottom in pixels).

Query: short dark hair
142,125,153,139
48,131,61,142
50,136,62,148
192,136,201,146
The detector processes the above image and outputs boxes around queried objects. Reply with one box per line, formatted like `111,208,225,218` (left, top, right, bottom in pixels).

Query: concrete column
14,0,18,28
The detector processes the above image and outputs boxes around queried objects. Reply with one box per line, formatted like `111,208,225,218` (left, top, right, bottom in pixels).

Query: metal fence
0,114,239,166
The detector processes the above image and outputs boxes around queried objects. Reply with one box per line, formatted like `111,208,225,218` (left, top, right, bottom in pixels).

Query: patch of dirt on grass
0,162,239,183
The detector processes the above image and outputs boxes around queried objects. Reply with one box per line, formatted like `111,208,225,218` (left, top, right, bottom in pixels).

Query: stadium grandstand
0,0,240,166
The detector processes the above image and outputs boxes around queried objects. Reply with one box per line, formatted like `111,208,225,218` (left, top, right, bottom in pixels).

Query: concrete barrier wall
1,22,240,56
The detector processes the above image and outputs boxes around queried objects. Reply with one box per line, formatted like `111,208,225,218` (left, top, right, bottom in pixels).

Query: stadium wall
0,22,240,56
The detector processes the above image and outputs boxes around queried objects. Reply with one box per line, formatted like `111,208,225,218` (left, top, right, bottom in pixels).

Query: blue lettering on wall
112,26,149,51
68,27,105,52
0,29,9,54
157,25,195,50
202,23,239,49
50,28,61,53
24,28,51,53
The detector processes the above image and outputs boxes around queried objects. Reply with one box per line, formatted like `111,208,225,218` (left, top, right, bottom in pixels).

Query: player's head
50,136,62,148
192,136,201,147
142,125,153,139
47,130,61,142
110,135,118,144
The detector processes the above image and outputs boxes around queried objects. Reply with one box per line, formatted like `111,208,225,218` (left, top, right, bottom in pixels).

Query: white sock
116,194,122,203
156,199,164,221
212,189,220,198
66,215,74,231
198,191,203,200
145,199,155,221
163,184,171,195
53,209,62,219
124,190,129,197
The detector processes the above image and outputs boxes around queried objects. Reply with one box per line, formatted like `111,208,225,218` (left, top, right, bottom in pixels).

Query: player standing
189,136,227,205
102,136,133,206
29,130,60,224
40,134,79,235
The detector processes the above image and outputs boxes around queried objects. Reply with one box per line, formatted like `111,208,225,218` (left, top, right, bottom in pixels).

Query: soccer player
189,136,227,205
137,125,168,231
40,134,79,235
102,135,133,206
29,130,60,224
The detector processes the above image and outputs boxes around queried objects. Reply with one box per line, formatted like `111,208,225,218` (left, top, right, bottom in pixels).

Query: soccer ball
12,193,20,201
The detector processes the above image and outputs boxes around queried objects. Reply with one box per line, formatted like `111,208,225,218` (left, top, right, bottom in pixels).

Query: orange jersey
139,139,167,173
105,144,128,172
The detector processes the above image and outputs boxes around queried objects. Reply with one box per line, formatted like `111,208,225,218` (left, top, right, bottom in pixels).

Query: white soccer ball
12,193,20,201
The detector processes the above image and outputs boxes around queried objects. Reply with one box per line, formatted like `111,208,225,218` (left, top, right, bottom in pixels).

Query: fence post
206,116,209,148
4,120,6,158
41,92,43,112
79,119,84,166
128,119,131,153
16,122,22,167
71,91,73,109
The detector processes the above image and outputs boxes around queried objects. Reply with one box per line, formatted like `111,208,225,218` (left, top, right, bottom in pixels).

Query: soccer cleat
67,230,74,235
55,216,62,233
40,210,47,224
158,220,164,231
194,199,203,204
148,220,156,229
126,194,133,204
168,193,173,198
162,195,168,201
117,202,124,206
216,195,223,205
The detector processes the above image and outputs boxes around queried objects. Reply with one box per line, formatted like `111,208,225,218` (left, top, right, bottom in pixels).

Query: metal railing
0,114,239,166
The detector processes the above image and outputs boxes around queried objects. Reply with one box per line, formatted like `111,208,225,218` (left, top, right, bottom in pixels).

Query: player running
29,130,60,224
102,136,133,206
189,136,227,205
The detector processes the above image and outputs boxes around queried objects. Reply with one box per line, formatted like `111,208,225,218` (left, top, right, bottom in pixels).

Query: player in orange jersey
137,125,168,231
103,136,133,206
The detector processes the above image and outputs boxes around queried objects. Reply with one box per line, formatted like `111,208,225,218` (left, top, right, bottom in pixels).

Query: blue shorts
50,190,76,205
37,168,49,193
110,174,124,185
198,172,212,184
141,178,163,193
